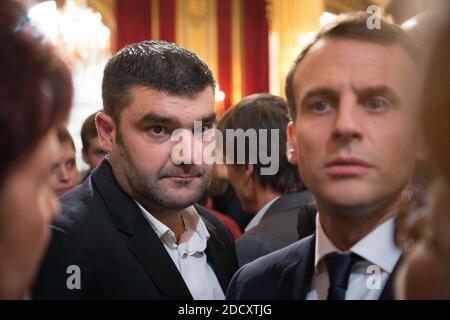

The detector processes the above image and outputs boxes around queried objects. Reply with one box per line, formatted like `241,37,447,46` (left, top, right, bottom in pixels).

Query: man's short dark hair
81,111,100,152
57,127,75,151
285,12,420,121
217,93,304,194
102,40,216,123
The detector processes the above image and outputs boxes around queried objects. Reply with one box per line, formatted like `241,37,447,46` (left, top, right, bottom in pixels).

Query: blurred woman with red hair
0,0,73,299
395,15,450,299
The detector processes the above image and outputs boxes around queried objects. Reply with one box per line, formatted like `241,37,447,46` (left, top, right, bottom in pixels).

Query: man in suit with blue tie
227,12,424,300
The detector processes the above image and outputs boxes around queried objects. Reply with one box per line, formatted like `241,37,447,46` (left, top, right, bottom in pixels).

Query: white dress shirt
136,202,225,300
244,196,281,232
306,213,401,300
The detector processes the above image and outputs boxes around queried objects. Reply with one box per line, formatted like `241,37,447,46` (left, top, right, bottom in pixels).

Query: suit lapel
276,235,316,299
293,234,316,299
126,213,193,299
297,202,317,240
262,192,312,220
92,160,193,300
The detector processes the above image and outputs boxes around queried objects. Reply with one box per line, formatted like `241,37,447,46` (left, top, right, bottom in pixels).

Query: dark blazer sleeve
226,253,286,300
32,224,98,299
236,235,272,267
227,235,316,300
32,181,101,300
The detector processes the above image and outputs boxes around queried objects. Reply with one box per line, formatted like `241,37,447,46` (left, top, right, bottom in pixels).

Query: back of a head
402,11,446,45
102,40,216,123
422,19,450,180
218,93,303,194
402,11,449,67
0,0,73,186
285,12,419,120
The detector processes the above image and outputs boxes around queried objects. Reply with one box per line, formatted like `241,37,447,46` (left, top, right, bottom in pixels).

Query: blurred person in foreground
0,0,72,299
395,16,450,300
398,12,449,201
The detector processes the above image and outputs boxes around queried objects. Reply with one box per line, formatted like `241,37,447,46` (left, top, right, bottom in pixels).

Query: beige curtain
268,0,324,97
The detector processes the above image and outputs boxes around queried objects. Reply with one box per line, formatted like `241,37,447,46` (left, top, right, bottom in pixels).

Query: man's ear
287,121,298,165
95,112,115,153
245,163,254,181
243,164,256,193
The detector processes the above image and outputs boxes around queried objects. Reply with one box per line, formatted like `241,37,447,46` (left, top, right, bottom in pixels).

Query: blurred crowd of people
0,0,449,300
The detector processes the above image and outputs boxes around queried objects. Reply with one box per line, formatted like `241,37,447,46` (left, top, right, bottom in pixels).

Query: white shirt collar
315,212,401,273
245,195,281,232
136,202,210,254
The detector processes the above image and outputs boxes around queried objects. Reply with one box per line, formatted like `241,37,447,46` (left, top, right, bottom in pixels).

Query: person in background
207,163,252,232
49,127,80,196
0,0,72,299
80,111,106,176
217,93,314,266
199,163,242,240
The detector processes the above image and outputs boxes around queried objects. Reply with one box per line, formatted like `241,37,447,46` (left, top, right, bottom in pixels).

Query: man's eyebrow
355,86,400,104
138,112,216,127
200,112,217,124
138,113,180,127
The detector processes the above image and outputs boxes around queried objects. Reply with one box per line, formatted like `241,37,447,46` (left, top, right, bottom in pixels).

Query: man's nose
179,130,204,165
57,166,70,182
332,98,363,142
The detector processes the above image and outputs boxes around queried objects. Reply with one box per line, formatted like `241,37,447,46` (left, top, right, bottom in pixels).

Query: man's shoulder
244,208,299,238
238,194,316,248
227,235,315,299
54,177,100,233
234,212,299,264
240,234,314,274
268,191,314,213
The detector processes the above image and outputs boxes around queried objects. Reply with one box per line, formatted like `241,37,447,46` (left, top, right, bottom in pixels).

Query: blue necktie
323,252,362,300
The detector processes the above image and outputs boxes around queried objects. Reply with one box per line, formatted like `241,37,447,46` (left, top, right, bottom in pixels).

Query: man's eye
366,97,388,111
66,160,75,170
201,124,212,133
311,100,332,112
51,164,59,175
149,126,167,135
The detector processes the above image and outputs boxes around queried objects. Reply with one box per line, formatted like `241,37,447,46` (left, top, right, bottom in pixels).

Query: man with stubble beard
33,40,238,300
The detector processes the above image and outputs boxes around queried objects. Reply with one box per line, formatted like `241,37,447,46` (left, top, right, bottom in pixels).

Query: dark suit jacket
236,191,315,266
32,160,238,299
227,234,399,300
